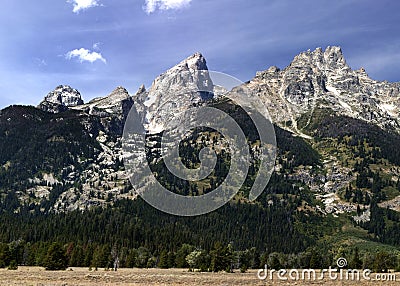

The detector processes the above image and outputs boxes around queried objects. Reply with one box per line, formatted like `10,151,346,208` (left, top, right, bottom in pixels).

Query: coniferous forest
0,103,400,272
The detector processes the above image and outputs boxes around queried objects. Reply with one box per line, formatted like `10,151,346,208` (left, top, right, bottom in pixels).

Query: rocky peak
135,84,146,95
38,85,84,113
179,52,208,71
268,66,281,73
142,52,214,133
289,46,347,70
247,46,400,134
105,86,130,101
323,46,346,65
69,86,134,135
46,85,84,106
75,86,133,115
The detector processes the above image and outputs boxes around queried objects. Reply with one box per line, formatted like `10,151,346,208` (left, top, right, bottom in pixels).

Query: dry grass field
0,267,398,286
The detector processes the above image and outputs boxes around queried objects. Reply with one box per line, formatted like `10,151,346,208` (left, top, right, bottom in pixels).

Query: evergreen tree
69,245,84,267
44,243,68,270
349,247,362,269
158,250,169,269
267,252,282,269
92,245,110,269
373,251,393,273
175,244,194,268
0,243,11,268
167,251,176,268
210,242,233,272
309,249,322,269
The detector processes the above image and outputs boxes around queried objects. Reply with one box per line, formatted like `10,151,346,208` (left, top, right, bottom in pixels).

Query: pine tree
0,243,11,268
158,250,169,269
44,243,68,270
175,244,193,268
349,247,362,269
210,242,233,272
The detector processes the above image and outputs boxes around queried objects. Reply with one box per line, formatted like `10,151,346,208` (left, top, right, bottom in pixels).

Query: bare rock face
248,46,400,133
135,52,214,133
38,85,84,113
75,86,133,116
37,48,400,136
72,86,134,135
12,47,400,213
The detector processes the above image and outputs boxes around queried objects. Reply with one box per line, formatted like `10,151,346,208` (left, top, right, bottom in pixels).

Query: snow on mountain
134,52,214,134
73,86,133,116
247,46,400,133
38,85,84,113
23,47,400,212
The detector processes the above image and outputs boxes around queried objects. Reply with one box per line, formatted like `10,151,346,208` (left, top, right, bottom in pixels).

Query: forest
0,105,400,272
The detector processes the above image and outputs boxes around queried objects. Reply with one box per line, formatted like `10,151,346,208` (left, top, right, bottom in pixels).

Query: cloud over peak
68,0,101,13
143,0,192,14
66,48,107,64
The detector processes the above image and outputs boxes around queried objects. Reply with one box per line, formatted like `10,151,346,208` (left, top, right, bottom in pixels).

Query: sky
0,0,399,108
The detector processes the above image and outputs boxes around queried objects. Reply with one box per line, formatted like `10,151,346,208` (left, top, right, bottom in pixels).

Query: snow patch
143,93,158,107
338,100,352,111
146,121,164,134
326,85,340,96
186,56,199,68
380,103,397,116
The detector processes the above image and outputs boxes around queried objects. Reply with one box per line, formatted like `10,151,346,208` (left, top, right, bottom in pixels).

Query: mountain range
1,47,400,264
2,46,399,212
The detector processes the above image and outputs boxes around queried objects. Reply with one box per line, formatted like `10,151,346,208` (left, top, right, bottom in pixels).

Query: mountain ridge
249,46,400,134
1,46,400,215
35,46,400,136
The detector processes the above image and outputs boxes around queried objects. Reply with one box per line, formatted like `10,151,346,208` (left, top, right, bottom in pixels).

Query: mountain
1,47,400,214
72,86,134,135
135,52,214,133
0,47,400,270
38,85,84,113
1,47,400,213
248,46,400,134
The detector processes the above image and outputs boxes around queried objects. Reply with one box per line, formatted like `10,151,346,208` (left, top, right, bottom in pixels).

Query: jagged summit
250,46,400,133
102,86,130,101
38,85,84,113
174,52,208,71
45,85,84,106
35,47,400,136
139,52,214,133
74,86,133,115
289,46,348,70
135,84,146,95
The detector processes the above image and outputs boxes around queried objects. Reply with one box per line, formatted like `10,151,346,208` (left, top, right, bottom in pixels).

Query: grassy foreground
0,267,398,285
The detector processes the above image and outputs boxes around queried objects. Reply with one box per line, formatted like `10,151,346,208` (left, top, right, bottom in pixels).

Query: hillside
0,47,399,271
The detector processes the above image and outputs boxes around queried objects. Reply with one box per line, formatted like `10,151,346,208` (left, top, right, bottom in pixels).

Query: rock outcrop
38,85,84,113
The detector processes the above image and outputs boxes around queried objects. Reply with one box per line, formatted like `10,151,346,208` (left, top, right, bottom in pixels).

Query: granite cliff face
2,48,400,215
248,46,400,134
39,47,400,137
38,85,84,113
72,86,134,135
135,52,214,133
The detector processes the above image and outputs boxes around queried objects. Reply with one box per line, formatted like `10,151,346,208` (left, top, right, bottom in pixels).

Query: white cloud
34,58,47,67
143,0,192,14
68,0,101,13
66,48,107,64
92,42,101,51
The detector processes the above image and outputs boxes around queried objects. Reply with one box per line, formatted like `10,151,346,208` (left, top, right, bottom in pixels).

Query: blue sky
0,0,399,108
